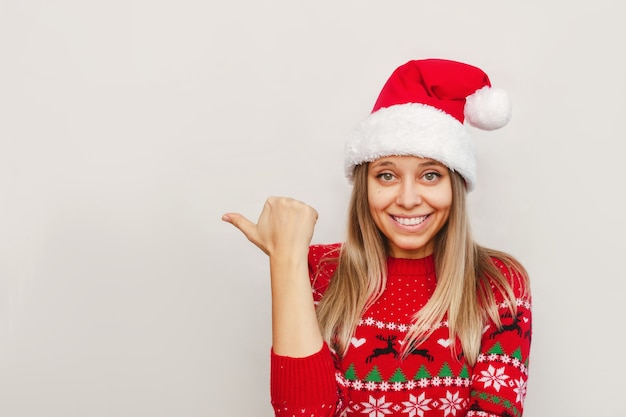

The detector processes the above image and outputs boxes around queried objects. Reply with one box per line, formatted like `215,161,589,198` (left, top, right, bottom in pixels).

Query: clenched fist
222,196,318,258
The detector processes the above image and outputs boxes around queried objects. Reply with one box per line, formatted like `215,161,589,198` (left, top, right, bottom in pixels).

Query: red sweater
271,244,532,417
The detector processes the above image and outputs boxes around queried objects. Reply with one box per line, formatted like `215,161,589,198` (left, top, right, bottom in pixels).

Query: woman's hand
222,196,318,258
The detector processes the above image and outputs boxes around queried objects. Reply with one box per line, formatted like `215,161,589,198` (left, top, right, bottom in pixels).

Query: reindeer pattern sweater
271,244,532,417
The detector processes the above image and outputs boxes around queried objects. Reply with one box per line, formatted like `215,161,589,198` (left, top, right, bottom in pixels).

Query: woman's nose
396,180,423,208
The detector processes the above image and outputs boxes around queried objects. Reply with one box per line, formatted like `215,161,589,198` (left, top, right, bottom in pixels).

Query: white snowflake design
402,392,432,417
438,391,463,417
352,380,364,391
477,365,509,392
360,395,393,417
358,317,448,332
476,352,529,376
513,376,527,403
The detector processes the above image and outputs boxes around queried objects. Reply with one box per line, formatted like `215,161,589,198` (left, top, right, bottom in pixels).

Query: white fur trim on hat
345,103,477,190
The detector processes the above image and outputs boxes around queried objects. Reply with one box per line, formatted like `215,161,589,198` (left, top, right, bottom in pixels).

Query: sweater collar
387,254,436,276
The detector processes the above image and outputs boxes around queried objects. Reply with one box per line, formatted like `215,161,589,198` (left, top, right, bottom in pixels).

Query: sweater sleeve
269,244,345,417
467,260,532,417
270,343,341,417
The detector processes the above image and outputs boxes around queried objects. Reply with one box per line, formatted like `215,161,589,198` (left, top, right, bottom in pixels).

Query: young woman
223,59,532,417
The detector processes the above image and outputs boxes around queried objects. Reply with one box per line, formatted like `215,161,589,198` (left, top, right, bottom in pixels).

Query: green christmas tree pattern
389,368,407,382
364,366,383,382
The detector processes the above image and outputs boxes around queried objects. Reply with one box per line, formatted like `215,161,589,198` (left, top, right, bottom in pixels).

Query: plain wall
1,1,624,416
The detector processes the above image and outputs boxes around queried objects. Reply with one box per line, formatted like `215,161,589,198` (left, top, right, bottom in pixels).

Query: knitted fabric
271,244,532,417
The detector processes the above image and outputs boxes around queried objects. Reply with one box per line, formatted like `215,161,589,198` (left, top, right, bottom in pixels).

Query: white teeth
393,215,427,226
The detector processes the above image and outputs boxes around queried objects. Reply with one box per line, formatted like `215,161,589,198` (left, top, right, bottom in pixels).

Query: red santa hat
345,58,512,190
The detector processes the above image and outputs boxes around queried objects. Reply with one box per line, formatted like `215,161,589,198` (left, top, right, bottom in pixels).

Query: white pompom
464,86,512,131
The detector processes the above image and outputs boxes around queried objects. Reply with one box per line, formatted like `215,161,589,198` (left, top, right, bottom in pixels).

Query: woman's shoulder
488,255,531,302
308,243,342,300
308,243,342,263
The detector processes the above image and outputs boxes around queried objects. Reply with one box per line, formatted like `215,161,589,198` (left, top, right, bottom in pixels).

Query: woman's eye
423,172,441,182
377,173,395,181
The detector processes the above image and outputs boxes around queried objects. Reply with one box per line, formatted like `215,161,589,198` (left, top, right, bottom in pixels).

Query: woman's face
367,155,452,259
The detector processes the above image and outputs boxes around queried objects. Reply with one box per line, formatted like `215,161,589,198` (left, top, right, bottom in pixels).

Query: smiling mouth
392,215,428,226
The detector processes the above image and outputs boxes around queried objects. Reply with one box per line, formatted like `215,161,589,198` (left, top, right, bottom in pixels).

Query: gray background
1,1,624,416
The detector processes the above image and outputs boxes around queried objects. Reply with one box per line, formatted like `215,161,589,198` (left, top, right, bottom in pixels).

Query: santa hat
345,58,512,190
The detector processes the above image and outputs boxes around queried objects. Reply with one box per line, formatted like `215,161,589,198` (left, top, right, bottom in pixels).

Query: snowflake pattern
513,376,527,403
360,395,393,417
402,393,432,417
352,380,364,391
477,365,509,392
476,352,529,376
358,317,448,332
438,391,463,417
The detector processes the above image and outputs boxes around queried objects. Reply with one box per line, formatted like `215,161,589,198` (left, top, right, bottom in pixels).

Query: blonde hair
315,163,529,365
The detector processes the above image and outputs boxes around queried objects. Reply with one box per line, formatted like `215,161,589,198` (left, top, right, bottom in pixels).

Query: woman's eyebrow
420,160,443,168
372,160,395,168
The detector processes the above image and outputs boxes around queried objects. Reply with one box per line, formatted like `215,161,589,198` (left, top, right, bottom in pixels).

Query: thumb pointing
222,212,259,245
